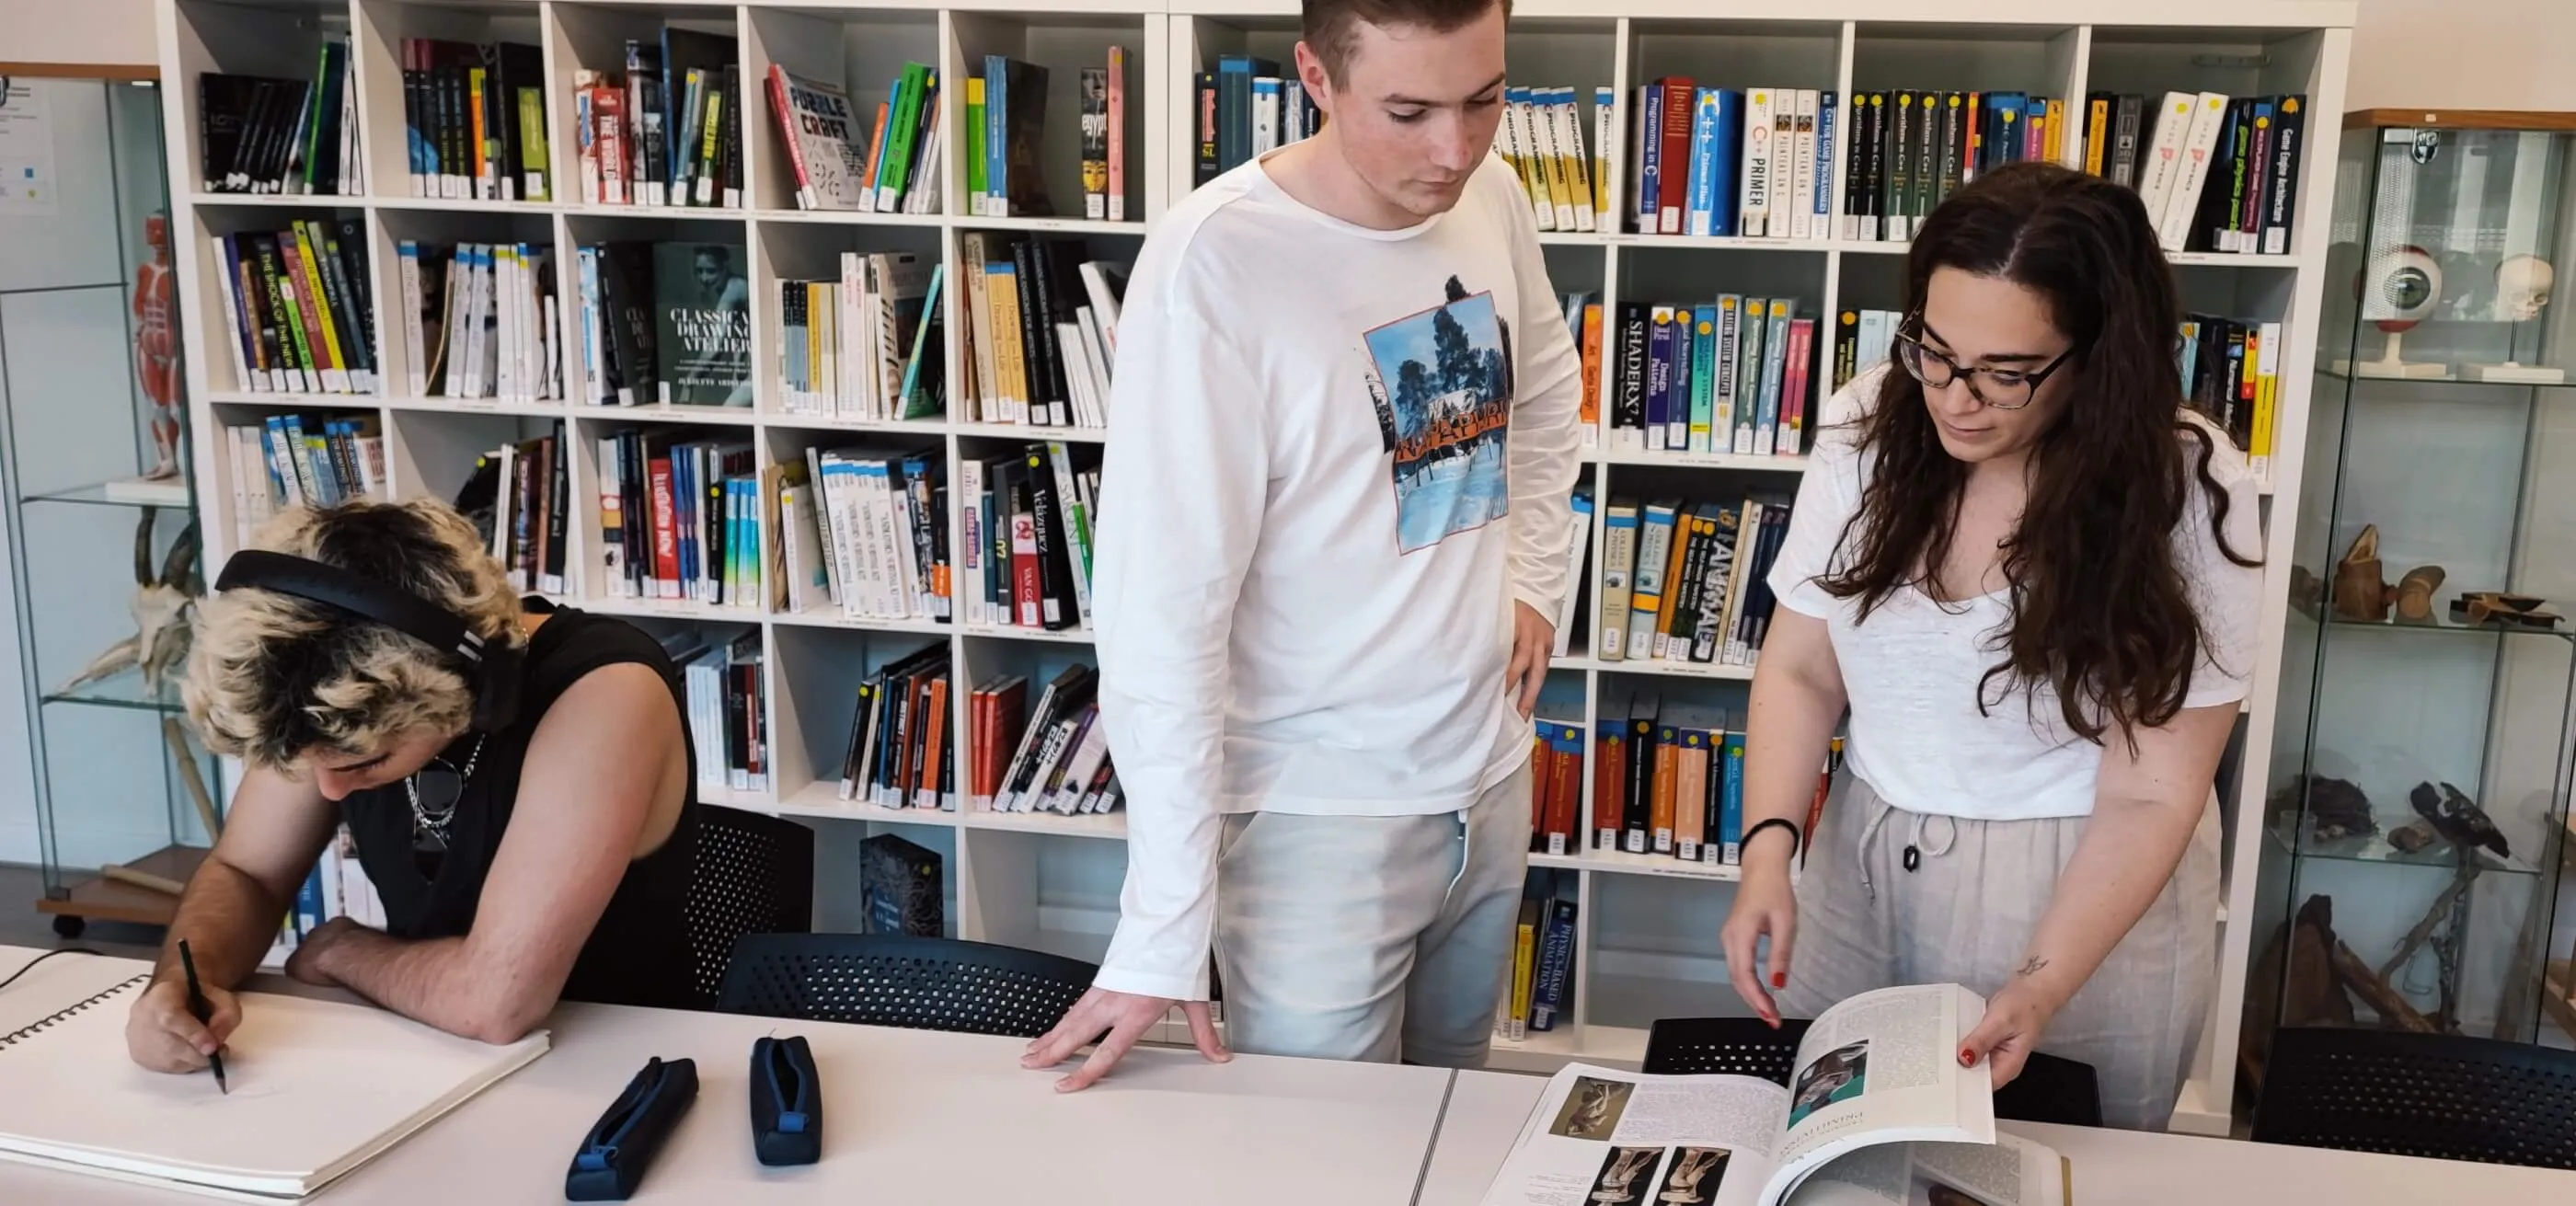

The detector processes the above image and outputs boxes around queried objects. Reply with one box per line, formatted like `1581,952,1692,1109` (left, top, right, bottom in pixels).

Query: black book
1021,443,1080,630
2260,95,2306,257
1195,72,1219,188
198,75,263,192
1007,240,1058,423
593,241,661,405
1623,695,1660,854
1613,302,1649,437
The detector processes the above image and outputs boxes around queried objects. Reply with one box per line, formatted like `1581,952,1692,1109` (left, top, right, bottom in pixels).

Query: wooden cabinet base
33,844,209,927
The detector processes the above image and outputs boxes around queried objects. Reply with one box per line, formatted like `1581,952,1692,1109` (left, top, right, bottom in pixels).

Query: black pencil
177,938,227,1095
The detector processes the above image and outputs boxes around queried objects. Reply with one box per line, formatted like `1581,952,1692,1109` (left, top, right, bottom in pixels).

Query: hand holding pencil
123,941,240,1083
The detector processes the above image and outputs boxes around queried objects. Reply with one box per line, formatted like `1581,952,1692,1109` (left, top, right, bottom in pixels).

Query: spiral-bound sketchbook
0,948,547,1200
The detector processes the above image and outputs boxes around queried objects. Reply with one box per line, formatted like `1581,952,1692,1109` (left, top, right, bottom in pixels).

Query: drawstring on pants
1857,804,1957,902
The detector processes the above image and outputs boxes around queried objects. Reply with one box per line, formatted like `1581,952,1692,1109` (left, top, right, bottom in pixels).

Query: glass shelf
2268,816,2541,879
41,664,187,715
2317,366,2574,389
2290,598,2574,642
20,479,192,510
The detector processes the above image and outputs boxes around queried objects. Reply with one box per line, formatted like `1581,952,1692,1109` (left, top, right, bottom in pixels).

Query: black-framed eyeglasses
1891,313,2078,410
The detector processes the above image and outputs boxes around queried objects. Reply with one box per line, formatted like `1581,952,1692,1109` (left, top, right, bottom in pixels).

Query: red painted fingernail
1771,971,1787,989
1959,1049,1973,1066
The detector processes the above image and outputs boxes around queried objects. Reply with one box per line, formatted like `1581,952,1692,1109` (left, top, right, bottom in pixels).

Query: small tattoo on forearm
2015,957,2050,979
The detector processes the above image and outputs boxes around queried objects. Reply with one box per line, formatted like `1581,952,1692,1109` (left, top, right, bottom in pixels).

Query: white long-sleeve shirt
1087,151,1586,1000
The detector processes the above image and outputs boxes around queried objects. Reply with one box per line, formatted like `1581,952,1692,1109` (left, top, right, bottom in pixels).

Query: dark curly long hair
1817,161,2258,749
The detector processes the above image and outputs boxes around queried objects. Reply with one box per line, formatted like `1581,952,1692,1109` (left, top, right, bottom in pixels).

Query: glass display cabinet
2243,109,2576,1090
0,75,219,938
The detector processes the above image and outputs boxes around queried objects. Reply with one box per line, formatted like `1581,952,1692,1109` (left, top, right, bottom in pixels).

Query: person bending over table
1720,162,2263,1130
127,498,699,1074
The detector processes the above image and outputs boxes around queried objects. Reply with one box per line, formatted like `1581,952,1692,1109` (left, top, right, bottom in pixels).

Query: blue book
1815,92,1837,232
1638,84,1663,234
1644,308,1675,448
1756,300,1792,454
1667,310,1694,450
1719,730,1746,864
1689,306,1719,451
986,55,1011,212
1686,88,1742,236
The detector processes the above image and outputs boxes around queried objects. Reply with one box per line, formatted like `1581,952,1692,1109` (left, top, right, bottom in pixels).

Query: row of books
958,443,1097,634
1839,88,2072,243
220,416,384,550
837,644,954,810
1596,703,1844,866
980,662,1122,815
1597,492,1795,668
1501,868,1579,1041
398,38,548,201
210,222,379,396
672,626,770,794
1501,86,1614,234
955,235,1125,429
575,28,745,208
2181,313,2283,475
1191,55,1323,186
459,431,573,598
2095,91,2308,256
775,252,942,420
773,446,953,624
1826,304,2283,473
397,241,564,403
1608,295,1816,456
594,431,760,606
765,62,942,215
1631,83,1836,240
968,56,1051,218
198,41,361,196
264,828,389,963
574,240,753,407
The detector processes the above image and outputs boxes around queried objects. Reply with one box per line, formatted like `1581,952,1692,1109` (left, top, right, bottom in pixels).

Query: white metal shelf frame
155,0,2354,1127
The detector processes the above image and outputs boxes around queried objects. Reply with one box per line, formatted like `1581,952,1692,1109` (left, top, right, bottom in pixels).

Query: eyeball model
2496,254,2555,322
2361,245,2443,330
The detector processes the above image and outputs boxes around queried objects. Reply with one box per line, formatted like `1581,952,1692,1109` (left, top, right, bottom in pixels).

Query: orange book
1580,301,1604,440
1547,725,1583,853
1674,729,1709,860
1654,513,1696,657
918,675,949,808
1650,723,1681,853
1531,729,1554,835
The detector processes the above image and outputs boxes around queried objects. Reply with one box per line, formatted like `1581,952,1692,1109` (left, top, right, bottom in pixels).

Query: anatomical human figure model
134,212,181,480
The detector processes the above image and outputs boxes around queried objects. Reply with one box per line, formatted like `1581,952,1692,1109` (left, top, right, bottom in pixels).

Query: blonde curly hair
183,498,526,770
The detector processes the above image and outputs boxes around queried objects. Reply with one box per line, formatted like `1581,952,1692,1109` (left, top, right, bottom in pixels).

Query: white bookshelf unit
155,0,2354,1134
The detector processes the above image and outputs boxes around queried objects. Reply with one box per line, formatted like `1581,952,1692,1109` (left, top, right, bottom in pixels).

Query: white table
1419,1068,2576,1206
4,991,1454,1204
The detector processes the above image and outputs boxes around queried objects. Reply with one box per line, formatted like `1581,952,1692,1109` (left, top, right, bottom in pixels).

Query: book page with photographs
1777,1132,2069,1206
1775,983,1995,1177
1478,1063,1794,1206
1477,983,2029,1206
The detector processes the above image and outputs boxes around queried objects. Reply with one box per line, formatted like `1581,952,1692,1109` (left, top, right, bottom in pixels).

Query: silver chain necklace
406,734,486,851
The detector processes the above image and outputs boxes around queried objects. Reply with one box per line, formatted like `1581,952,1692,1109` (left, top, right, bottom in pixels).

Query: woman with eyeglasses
127,499,699,1074
1719,161,2262,1131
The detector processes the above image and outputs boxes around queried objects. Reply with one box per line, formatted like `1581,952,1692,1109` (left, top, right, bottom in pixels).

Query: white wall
0,0,155,69
2349,0,2576,112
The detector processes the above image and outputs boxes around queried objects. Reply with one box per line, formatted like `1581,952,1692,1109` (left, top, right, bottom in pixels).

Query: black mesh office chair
685,806,816,1007
2251,1026,2576,1168
1643,1016,2104,1127
715,932,1098,1039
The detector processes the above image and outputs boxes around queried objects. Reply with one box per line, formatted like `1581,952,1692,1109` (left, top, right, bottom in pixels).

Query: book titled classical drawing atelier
1481,984,2073,1206
0,948,545,1202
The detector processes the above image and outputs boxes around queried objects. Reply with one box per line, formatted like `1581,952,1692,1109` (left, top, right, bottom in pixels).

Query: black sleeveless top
341,600,701,1011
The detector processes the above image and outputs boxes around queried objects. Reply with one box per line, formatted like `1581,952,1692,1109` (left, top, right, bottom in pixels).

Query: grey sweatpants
1777,772,2220,1131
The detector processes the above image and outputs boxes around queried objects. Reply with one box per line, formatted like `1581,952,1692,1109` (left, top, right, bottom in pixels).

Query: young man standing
1023,0,1583,1091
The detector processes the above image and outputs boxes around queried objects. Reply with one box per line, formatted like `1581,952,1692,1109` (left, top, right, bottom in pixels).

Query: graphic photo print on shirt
1361,274,1515,554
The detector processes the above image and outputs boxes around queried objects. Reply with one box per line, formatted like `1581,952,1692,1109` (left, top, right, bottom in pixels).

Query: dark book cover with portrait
652,240,752,405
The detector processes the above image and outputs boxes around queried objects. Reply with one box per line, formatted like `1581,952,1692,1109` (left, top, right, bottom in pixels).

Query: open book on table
1479,983,2073,1206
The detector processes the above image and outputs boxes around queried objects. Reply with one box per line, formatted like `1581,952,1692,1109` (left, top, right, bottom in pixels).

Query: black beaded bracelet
1742,818,1802,856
